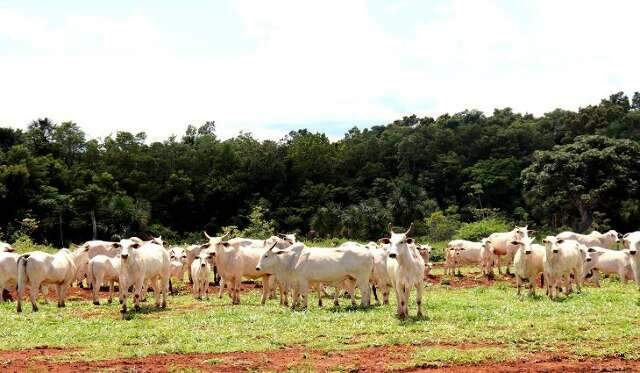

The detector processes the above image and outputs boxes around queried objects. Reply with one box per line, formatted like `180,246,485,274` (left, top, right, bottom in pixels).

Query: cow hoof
93,301,100,306
108,299,113,304
134,305,140,311
33,307,38,312
16,306,22,313
161,302,167,309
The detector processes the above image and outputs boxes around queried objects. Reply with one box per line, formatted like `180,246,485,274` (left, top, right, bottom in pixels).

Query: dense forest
1,92,640,246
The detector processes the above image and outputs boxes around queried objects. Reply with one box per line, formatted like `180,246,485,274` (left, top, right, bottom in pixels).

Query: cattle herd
1,226,640,319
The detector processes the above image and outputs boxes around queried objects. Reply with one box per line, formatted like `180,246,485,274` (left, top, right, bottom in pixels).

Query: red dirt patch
2,345,639,373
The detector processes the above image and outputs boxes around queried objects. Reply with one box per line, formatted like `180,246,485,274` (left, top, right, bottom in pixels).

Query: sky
0,0,638,142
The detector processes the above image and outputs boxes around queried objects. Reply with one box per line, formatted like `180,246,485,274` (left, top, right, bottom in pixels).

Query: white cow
16,249,83,312
256,242,373,309
0,252,19,301
512,237,545,296
379,223,424,319
583,247,633,286
542,236,585,299
87,255,121,305
556,230,619,249
191,251,212,299
80,240,120,259
622,232,640,289
167,246,188,294
117,239,170,316
204,232,278,305
369,245,392,305
448,239,494,276
487,226,531,275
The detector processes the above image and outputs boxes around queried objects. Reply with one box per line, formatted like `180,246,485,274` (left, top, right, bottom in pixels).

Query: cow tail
16,254,29,297
87,260,96,289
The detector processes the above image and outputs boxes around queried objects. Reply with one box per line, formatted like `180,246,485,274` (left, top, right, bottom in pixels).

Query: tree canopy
0,92,639,245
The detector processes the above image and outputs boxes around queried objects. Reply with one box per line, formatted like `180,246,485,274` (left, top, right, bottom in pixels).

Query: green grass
1,276,639,369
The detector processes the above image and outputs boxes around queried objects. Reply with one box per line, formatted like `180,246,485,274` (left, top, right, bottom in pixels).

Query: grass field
1,266,640,371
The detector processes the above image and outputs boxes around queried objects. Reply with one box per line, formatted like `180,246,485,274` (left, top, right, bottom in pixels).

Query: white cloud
0,1,638,143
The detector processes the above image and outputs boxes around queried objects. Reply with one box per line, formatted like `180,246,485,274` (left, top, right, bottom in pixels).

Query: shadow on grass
121,304,171,320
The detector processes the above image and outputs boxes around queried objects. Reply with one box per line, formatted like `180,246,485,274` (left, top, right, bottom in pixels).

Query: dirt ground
2,345,639,372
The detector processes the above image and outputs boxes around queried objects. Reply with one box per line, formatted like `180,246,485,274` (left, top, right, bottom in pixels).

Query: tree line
1,92,639,246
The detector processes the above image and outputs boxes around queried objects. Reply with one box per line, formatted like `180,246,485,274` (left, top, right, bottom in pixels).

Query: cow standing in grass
556,230,619,249
118,239,170,316
487,226,531,275
542,236,585,300
16,249,84,312
379,223,424,319
512,237,545,296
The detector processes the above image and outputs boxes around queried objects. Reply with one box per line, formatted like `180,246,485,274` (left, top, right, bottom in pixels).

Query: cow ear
406,238,414,244
378,238,391,245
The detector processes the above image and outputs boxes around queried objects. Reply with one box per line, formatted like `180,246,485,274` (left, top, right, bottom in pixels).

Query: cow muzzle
631,250,637,255
201,263,206,268
121,254,129,259
586,258,592,262
255,266,261,271
552,249,559,254
389,253,397,259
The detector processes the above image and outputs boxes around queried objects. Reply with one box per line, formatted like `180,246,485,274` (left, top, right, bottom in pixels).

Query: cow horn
204,231,212,240
221,231,230,240
405,223,414,236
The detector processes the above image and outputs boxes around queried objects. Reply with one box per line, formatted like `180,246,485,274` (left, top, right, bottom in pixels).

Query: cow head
542,236,564,254
117,239,142,260
203,231,229,249
585,247,603,263
510,236,534,255
256,241,282,273
379,223,414,259
0,242,15,253
277,233,297,245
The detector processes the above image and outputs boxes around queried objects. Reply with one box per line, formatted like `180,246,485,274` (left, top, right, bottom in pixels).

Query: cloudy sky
1,0,638,141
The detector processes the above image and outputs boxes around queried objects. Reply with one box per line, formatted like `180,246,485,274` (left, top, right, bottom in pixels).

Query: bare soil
2,345,639,372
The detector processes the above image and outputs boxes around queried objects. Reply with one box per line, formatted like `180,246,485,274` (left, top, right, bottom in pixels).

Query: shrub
455,217,511,241
424,211,461,241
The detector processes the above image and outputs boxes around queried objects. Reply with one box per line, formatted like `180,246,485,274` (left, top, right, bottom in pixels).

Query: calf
379,223,424,319
87,255,121,305
191,252,213,299
542,237,585,299
449,239,494,276
512,238,545,296
117,239,170,316
583,247,633,286
17,249,84,312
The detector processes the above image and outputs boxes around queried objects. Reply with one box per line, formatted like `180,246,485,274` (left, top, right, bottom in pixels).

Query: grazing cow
16,249,84,312
0,251,19,301
379,223,424,319
87,255,121,305
0,242,15,253
622,232,640,288
487,226,532,275
512,237,545,296
448,239,494,276
117,239,170,316
556,230,619,249
191,251,213,300
542,236,585,299
256,242,373,309
583,247,633,287
204,232,280,305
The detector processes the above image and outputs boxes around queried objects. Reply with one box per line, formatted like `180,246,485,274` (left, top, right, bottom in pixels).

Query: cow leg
107,281,114,304
204,276,209,300
357,277,370,307
93,273,103,305
133,279,144,311
415,282,423,317
56,284,63,307
317,284,323,307
371,284,379,304
152,277,161,308
516,276,522,296
218,277,225,298
30,282,39,312
382,284,389,305
300,281,309,309
260,276,269,305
